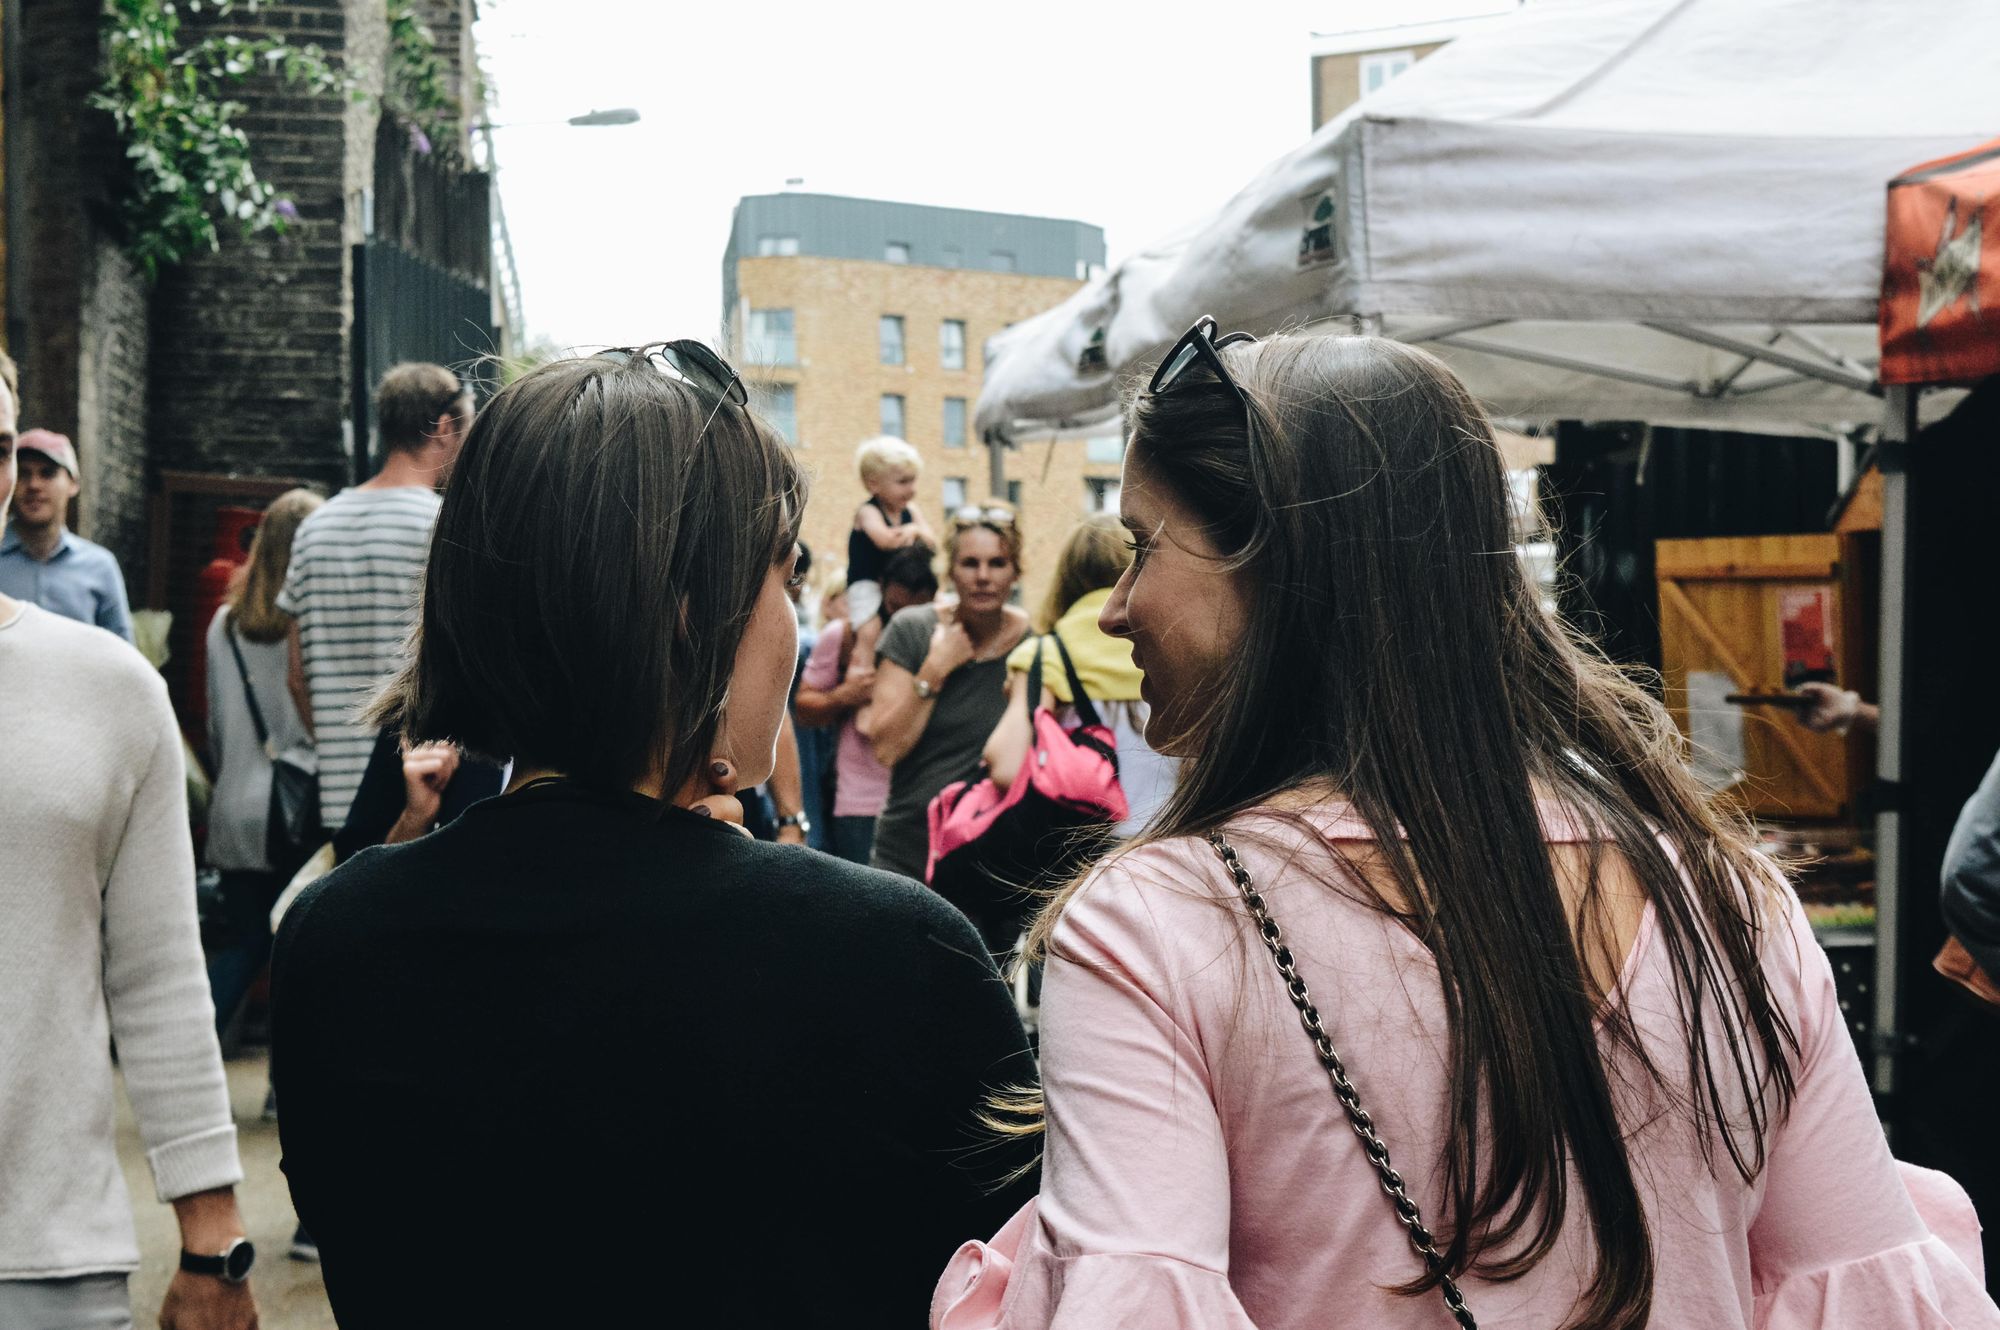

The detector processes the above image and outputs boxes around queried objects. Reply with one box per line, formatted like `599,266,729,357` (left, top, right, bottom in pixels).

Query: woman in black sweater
271,343,1037,1327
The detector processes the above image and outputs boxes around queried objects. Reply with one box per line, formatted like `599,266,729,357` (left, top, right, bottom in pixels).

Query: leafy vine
94,0,466,279
93,0,343,279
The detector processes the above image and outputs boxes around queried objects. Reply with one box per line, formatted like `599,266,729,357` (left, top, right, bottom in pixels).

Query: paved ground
117,1050,335,1330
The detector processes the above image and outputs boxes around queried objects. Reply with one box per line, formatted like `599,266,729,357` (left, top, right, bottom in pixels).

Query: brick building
1,0,492,712
1309,5,1520,129
722,193,1121,609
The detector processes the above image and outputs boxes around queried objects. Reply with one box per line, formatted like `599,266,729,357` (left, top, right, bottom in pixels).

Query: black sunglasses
1148,314,1259,404
599,339,749,442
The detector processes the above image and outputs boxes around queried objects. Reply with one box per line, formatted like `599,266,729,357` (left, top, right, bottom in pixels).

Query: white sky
477,1,1520,349
475,0,1344,350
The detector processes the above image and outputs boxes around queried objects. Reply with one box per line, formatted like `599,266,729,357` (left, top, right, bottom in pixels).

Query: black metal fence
350,238,498,485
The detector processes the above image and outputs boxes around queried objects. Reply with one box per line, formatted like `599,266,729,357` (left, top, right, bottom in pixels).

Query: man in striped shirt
281,364,472,830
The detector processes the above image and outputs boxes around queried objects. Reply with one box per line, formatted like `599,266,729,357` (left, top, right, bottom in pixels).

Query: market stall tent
978,0,1998,441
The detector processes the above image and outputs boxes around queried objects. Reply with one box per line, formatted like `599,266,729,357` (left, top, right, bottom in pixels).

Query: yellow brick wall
1312,42,1446,130
732,254,1126,614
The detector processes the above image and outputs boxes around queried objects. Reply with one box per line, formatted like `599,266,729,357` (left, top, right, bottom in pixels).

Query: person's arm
794,622,869,728
284,618,312,739
98,557,136,644
902,501,938,548
857,501,908,552
770,713,807,845
103,684,254,1327
1797,681,1879,735
870,611,973,769
1941,750,2000,979
983,673,1036,793
385,742,461,845
1745,896,1989,1311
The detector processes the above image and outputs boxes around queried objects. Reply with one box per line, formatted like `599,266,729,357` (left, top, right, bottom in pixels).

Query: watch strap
179,1250,229,1277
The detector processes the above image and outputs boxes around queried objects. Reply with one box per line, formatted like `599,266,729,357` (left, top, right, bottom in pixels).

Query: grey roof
722,193,1105,322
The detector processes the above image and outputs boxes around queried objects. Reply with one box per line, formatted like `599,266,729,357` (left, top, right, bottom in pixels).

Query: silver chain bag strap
1207,830,1477,1329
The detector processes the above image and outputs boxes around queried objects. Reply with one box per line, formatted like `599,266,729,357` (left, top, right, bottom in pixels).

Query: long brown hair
373,349,804,799
1015,334,1797,1329
228,488,323,643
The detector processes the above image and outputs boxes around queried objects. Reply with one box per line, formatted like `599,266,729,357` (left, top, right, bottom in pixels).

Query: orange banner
1880,138,2000,386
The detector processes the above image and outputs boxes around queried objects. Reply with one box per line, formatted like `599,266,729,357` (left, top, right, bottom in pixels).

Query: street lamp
480,109,642,346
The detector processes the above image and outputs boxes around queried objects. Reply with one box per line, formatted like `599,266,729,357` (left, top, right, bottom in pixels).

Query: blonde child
845,436,936,625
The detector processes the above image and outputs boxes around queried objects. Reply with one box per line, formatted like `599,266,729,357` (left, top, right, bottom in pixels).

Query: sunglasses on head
951,505,1015,527
598,340,749,443
1149,314,1261,439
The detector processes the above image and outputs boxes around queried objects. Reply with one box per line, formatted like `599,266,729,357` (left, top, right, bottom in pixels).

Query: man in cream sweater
0,364,259,1328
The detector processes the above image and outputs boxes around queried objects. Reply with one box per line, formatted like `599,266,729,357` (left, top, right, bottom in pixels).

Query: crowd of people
2,324,1999,1330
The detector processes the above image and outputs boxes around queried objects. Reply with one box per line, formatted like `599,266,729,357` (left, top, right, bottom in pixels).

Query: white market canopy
979,0,2000,441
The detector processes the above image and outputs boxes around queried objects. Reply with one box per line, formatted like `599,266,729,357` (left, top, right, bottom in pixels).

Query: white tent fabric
979,0,1999,440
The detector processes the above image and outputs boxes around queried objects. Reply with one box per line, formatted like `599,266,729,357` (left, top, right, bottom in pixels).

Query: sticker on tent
1298,187,1337,268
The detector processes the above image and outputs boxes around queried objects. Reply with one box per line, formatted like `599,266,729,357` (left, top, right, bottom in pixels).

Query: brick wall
8,0,152,593
147,0,368,495
76,238,151,579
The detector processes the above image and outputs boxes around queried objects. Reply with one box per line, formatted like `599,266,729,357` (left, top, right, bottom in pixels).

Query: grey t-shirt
870,605,1012,881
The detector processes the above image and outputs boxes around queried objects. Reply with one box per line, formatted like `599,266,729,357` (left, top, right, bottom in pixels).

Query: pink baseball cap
16,430,77,478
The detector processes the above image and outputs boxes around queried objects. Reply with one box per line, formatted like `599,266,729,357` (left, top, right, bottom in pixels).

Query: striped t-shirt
277,485,440,828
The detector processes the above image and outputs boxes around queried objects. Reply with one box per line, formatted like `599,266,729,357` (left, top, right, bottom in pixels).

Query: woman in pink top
933,323,1998,1329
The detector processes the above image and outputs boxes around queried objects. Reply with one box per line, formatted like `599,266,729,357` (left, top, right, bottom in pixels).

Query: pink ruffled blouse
934,806,1998,1329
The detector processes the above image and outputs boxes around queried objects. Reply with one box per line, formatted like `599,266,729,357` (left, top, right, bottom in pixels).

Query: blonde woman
203,487,322,1035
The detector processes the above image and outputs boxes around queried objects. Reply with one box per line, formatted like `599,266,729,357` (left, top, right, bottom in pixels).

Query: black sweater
271,781,1039,1328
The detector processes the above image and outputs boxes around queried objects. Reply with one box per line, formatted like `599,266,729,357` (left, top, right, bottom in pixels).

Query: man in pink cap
0,428,134,642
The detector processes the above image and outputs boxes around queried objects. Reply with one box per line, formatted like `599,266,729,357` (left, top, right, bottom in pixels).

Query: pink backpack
926,634,1128,950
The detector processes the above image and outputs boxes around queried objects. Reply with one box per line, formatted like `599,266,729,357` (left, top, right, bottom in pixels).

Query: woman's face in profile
719,547,805,788
1100,449,1248,757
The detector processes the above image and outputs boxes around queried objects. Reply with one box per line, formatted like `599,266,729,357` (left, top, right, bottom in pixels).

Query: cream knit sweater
0,603,242,1277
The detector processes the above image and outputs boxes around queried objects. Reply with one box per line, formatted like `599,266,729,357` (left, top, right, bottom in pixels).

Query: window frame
878,314,906,366
746,307,797,366
940,319,967,371
880,393,906,439
943,396,968,449
885,241,912,264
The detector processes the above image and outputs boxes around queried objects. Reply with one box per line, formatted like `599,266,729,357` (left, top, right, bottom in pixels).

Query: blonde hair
1037,512,1129,631
228,488,324,643
855,435,921,486
943,500,1024,575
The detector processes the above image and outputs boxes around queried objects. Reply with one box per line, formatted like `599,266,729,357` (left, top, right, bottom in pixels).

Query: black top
271,781,1038,1328
331,727,507,863
846,495,913,587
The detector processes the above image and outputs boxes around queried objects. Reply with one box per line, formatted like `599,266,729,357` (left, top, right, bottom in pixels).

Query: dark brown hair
1020,334,1798,1330
375,362,472,454
375,350,805,800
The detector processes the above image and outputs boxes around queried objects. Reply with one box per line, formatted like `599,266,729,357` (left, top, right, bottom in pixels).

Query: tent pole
1873,383,1916,1103
986,430,1008,502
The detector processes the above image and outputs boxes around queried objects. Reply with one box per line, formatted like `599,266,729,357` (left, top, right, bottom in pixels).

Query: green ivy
386,0,459,153
94,0,465,280
93,0,343,279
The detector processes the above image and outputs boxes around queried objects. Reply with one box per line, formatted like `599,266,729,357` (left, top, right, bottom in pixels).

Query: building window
746,308,796,366
756,234,799,256
943,397,968,448
879,315,905,366
1006,480,1022,507
940,319,967,370
753,383,798,445
1361,48,1415,95
885,241,911,264
1087,477,1122,514
1085,433,1124,464
880,393,906,438
941,476,968,510
990,251,1016,272
942,245,963,268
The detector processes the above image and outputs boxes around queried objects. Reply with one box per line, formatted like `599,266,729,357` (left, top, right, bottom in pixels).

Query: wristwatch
777,811,812,837
180,1236,256,1284
913,676,936,700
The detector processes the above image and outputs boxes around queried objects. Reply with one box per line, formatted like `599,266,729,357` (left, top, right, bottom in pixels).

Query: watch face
224,1238,256,1282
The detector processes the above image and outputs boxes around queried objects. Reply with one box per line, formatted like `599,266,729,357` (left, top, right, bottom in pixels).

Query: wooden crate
1656,534,1875,821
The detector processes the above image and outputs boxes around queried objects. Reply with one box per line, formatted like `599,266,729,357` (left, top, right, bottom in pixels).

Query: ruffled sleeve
933,1200,1263,1330
1750,903,2000,1328
933,853,1267,1329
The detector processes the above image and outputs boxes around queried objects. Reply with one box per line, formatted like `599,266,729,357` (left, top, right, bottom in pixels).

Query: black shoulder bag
223,619,322,878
